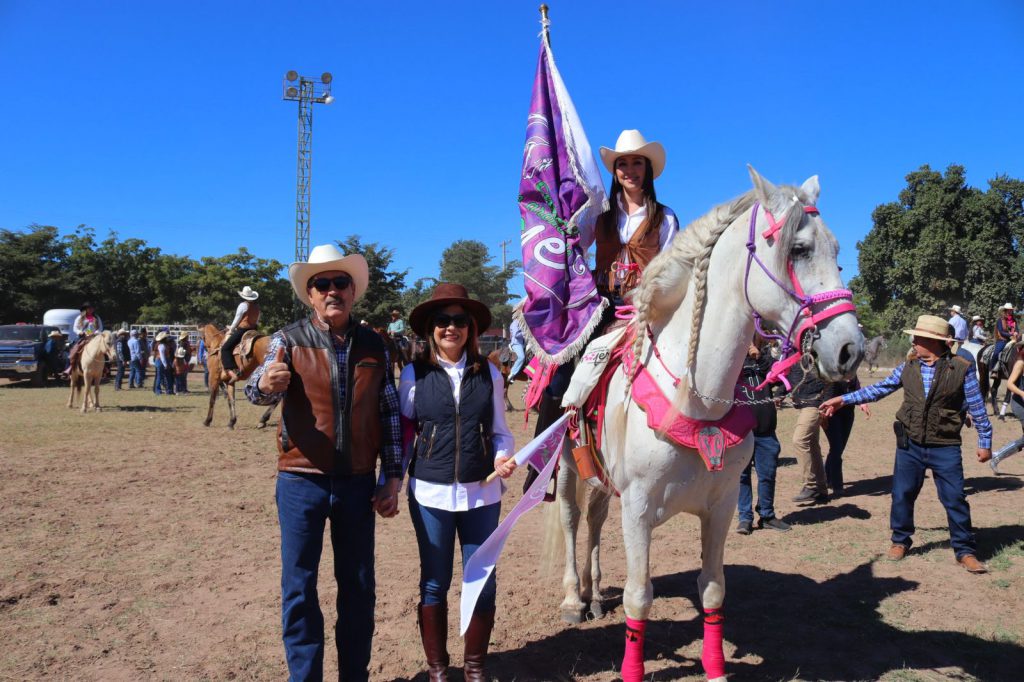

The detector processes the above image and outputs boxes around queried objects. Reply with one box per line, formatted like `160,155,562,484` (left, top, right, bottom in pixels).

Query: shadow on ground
393,544,1024,681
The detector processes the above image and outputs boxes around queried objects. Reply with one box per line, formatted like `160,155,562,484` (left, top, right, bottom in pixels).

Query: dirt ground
1,368,1022,681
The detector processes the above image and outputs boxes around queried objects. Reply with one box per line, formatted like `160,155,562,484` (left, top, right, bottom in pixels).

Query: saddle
213,329,262,369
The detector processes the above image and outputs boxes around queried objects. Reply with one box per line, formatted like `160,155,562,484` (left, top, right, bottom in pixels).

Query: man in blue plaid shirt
246,244,402,682
821,314,992,575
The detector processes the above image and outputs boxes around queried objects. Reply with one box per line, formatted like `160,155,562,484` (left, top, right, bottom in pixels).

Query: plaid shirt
246,328,403,480
841,360,992,449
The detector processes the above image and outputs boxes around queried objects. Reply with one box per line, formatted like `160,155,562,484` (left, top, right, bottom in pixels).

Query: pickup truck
0,325,62,386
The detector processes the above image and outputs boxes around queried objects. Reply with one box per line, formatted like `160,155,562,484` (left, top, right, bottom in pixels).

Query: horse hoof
588,600,604,620
202,420,211,427
561,608,585,624
256,422,266,429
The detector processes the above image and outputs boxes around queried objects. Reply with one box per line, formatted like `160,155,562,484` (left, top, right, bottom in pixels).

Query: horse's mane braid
630,191,758,371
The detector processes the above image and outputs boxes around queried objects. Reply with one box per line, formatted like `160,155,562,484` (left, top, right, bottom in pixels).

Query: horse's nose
837,341,862,374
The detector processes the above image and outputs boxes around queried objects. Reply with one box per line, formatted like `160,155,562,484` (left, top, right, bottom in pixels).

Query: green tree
853,164,1024,335
437,240,520,333
0,225,66,323
336,236,409,328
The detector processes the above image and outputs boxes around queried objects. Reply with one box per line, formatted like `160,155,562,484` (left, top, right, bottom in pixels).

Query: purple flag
516,36,607,366
459,413,570,634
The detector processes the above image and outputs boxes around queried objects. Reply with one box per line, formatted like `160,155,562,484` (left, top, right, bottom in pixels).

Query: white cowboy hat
116,328,129,335
949,304,962,314
155,331,168,342
48,330,62,338
903,315,953,342
238,286,259,301
1002,303,1015,310
178,331,189,340
599,129,666,180
972,315,983,322
288,243,369,308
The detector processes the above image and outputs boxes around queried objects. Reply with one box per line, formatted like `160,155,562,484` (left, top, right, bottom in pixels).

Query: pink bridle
744,201,856,390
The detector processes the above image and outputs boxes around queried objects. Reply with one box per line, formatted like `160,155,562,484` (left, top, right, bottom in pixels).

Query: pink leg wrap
621,617,646,682
701,608,725,679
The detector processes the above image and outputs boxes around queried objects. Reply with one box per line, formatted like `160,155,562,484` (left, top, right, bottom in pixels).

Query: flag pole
539,4,551,45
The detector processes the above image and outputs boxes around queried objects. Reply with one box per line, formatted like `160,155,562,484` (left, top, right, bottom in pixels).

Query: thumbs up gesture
258,345,291,394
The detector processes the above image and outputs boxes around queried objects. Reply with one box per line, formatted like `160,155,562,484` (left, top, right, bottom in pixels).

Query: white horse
551,167,863,681
67,331,117,412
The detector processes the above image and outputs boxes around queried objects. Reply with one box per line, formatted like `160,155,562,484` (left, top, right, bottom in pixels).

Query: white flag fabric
459,413,570,635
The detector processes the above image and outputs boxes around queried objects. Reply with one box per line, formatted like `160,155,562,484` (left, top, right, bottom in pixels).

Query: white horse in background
550,167,863,682
67,331,116,413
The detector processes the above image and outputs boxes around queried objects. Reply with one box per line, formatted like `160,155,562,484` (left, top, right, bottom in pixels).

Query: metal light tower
282,70,334,264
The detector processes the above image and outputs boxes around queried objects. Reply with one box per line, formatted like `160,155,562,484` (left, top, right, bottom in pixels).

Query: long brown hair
599,156,665,243
423,307,484,372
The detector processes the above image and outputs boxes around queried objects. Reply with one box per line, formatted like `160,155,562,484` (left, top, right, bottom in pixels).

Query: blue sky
2,1,1022,296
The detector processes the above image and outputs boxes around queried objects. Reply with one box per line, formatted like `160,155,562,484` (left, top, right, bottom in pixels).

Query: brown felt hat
409,283,491,337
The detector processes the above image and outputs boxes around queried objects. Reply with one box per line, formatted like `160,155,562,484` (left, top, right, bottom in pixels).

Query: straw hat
949,304,962,314
410,283,492,338
155,331,168,342
238,286,259,301
288,243,369,308
1002,303,1015,311
178,331,189,341
116,328,129,336
48,330,62,338
903,315,953,342
599,129,666,179
972,315,983,322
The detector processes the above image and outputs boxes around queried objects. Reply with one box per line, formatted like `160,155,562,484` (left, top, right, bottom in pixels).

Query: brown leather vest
895,355,970,446
276,317,387,475
593,209,661,292
241,302,261,329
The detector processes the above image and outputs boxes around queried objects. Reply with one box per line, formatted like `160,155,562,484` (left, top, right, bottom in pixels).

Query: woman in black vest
402,283,516,682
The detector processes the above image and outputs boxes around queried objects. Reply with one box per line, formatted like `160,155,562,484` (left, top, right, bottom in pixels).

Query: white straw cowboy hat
949,304,962,314
48,330,62,338
903,315,953,342
288,243,369,308
599,129,667,179
155,331,168,342
178,331,189,340
1002,303,1015,311
238,286,259,301
972,315,983,322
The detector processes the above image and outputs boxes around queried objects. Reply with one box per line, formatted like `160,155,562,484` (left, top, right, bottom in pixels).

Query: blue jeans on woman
276,471,377,682
890,441,976,559
153,362,164,394
737,434,781,523
408,494,500,610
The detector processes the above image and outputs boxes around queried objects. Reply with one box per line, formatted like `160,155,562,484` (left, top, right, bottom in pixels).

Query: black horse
978,342,1017,415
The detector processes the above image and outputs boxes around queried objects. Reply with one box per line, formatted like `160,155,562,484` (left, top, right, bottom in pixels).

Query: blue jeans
824,405,855,489
276,471,376,682
737,434,780,523
153,362,164,394
509,340,527,378
408,494,500,610
129,359,143,387
175,370,188,393
890,441,976,558
115,360,126,389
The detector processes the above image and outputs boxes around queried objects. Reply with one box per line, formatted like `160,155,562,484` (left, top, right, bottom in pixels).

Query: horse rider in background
947,304,968,343
388,308,410,355
508,316,527,382
66,302,104,373
992,303,1018,378
222,285,260,383
44,330,65,378
970,315,988,344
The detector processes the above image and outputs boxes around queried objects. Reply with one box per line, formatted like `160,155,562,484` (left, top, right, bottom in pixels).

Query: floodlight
286,86,298,98
323,94,335,105
286,70,298,82
321,72,333,84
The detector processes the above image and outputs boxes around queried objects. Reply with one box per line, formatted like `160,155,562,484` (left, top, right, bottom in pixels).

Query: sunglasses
309,274,353,293
433,313,471,329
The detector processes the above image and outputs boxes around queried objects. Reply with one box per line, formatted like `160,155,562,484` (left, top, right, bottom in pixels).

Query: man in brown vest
245,244,403,681
821,315,992,574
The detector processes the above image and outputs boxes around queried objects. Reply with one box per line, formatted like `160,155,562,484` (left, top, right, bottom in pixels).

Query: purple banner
516,38,607,366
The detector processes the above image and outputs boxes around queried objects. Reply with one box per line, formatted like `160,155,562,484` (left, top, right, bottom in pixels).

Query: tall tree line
0,225,520,335
850,164,1024,337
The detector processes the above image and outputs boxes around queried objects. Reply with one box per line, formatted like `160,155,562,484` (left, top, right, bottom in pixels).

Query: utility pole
282,71,334,265
499,239,511,338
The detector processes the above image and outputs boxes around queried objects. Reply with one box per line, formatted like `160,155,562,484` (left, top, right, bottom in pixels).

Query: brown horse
199,324,277,429
67,331,117,412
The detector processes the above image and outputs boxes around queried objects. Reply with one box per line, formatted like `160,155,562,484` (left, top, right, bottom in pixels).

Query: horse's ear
747,164,777,207
800,175,821,204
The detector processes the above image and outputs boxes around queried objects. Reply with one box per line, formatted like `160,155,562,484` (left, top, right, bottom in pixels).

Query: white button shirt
614,194,680,264
399,353,515,511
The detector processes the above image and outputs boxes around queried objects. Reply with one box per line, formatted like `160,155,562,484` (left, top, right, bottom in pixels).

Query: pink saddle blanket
586,340,754,472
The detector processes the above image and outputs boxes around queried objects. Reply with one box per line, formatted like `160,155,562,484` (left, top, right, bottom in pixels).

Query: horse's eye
791,244,810,258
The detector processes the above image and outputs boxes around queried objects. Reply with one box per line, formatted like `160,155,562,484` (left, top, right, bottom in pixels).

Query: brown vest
895,355,970,446
593,209,662,292
241,301,260,329
276,317,387,475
